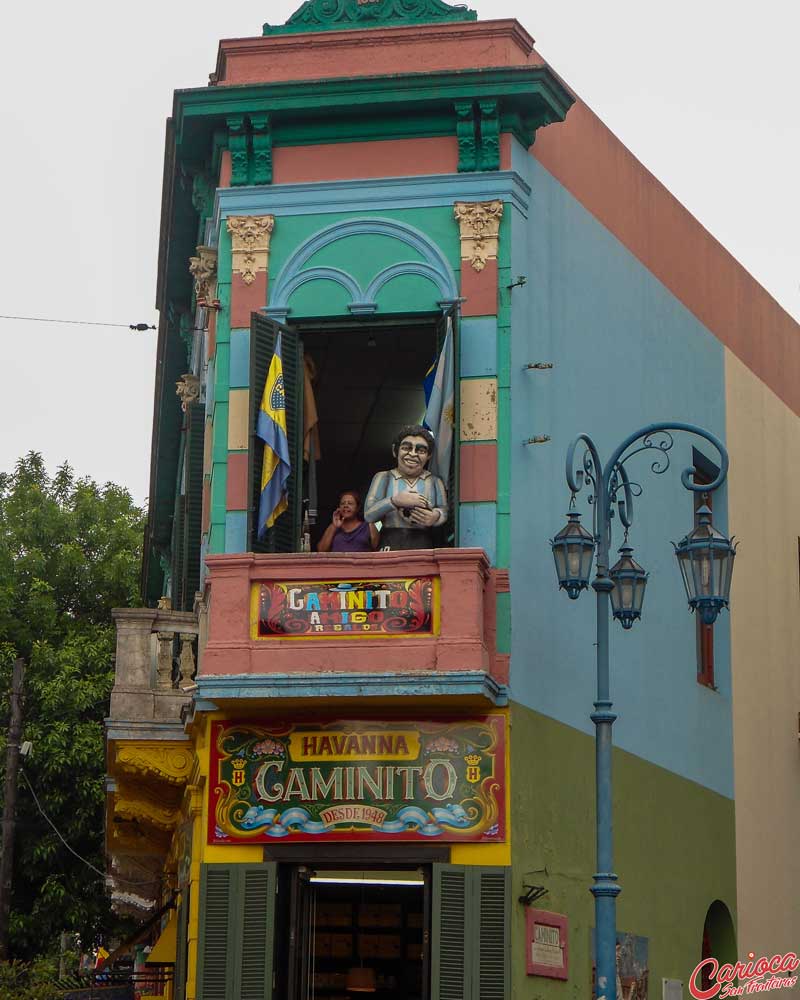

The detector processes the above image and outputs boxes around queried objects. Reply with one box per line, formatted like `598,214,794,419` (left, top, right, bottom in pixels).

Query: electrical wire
19,769,160,887
0,313,155,331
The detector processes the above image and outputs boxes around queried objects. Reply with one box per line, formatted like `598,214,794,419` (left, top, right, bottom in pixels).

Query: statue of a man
364,424,448,550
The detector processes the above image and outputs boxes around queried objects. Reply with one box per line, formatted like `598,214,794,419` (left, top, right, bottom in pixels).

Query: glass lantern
674,505,737,625
609,544,648,629
551,512,595,599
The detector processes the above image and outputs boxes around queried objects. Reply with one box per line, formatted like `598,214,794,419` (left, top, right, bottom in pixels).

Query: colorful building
105,2,800,997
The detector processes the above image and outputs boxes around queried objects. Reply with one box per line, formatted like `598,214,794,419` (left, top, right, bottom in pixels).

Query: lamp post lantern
551,423,735,1000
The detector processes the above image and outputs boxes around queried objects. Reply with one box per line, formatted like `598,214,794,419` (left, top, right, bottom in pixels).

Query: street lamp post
550,424,736,1000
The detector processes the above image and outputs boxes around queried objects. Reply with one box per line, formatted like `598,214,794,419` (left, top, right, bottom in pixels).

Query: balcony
198,547,508,706
108,605,199,734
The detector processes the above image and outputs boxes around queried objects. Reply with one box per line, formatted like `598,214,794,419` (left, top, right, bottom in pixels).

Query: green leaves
0,453,145,959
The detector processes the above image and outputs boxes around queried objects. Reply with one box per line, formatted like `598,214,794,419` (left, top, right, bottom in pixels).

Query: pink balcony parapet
202,548,506,685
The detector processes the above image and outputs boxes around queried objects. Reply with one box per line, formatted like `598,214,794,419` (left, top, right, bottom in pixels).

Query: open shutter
240,866,277,1000
172,497,186,611
198,863,277,1000
173,886,190,1000
475,868,510,1000
431,864,469,1000
184,401,206,608
248,314,304,553
431,865,509,1000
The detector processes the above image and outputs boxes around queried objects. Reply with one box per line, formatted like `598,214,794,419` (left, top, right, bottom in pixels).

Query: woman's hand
332,508,344,529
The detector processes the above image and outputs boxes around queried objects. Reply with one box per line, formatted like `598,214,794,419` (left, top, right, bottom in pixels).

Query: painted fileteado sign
252,578,437,638
209,718,505,843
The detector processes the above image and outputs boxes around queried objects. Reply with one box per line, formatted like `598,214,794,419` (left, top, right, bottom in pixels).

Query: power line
0,313,155,332
19,769,159,888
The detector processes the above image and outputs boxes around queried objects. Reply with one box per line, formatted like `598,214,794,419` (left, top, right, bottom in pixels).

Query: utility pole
0,658,25,961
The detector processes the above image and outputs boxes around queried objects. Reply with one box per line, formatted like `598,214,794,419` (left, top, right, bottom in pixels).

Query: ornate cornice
454,200,504,271
114,793,181,833
113,743,193,786
264,0,477,35
188,245,217,304
226,216,275,284
175,374,201,413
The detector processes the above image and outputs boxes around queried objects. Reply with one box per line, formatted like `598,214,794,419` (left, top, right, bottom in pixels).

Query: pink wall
215,20,535,86
273,137,459,184
203,549,506,682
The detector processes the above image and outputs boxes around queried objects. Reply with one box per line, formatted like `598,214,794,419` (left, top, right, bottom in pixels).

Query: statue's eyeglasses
399,442,430,454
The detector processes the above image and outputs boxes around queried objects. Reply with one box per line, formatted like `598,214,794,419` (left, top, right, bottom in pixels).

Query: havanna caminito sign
252,578,437,638
209,718,505,843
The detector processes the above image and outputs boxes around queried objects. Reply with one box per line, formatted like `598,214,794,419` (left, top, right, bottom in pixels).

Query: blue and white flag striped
423,317,455,480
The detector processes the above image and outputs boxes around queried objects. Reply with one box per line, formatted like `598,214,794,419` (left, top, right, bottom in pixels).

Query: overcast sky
1,0,797,505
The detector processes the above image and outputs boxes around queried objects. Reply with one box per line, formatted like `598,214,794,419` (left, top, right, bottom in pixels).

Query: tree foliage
0,453,144,959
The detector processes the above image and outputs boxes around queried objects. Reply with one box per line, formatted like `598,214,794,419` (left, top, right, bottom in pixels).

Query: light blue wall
508,141,733,797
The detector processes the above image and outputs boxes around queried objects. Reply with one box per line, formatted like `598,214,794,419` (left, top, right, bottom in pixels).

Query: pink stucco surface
202,549,503,680
273,137,459,184
215,20,536,86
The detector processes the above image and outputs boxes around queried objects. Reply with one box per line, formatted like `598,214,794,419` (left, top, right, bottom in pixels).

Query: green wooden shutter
432,864,470,1000
184,401,206,608
248,315,304,553
198,863,277,1000
475,868,510,1000
173,886,190,1000
240,867,277,1000
431,865,509,1000
172,498,186,612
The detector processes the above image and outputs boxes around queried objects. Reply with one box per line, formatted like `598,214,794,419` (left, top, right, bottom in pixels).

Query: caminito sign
252,577,437,638
210,718,505,843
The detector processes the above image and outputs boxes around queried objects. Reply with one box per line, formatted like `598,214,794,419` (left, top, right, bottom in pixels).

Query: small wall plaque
525,909,568,980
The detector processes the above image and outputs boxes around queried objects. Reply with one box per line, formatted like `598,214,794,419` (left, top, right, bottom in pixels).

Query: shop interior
278,868,428,1000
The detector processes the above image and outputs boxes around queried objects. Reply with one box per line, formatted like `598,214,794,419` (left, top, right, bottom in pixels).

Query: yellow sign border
249,577,441,640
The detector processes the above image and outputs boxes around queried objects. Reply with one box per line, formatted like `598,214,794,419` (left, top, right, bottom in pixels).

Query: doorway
278,867,428,1000
301,321,436,547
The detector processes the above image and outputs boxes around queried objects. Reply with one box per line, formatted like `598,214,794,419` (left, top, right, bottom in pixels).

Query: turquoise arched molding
264,217,459,320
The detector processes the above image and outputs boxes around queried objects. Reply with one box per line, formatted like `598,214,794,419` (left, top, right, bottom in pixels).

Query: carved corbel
113,743,193,786
188,245,218,305
114,792,180,833
176,374,201,413
226,215,275,285
454,200,504,271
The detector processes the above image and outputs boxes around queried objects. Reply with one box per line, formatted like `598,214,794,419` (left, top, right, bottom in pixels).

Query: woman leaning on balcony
317,490,380,553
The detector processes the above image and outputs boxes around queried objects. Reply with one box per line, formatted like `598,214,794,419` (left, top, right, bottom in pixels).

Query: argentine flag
423,317,455,480
257,333,291,538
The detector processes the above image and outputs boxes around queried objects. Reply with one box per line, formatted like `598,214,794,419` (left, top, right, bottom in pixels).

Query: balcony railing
200,547,508,703
109,605,199,727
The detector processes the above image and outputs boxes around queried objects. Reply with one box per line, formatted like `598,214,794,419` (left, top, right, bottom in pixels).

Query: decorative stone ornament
454,201,504,271
226,215,275,285
264,0,477,35
188,245,217,304
176,374,201,412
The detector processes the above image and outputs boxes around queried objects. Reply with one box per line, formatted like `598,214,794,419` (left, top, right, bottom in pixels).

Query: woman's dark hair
338,490,362,515
391,424,435,457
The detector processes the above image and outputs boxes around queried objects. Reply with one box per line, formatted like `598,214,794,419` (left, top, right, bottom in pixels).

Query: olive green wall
509,702,736,998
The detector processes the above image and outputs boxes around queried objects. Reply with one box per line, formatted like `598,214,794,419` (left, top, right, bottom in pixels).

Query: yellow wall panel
460,378,497,441
227,389,250,451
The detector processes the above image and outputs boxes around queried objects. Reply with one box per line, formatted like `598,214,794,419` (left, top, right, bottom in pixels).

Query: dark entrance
301,322,435,546
247,311,457,554
278,868,428,1000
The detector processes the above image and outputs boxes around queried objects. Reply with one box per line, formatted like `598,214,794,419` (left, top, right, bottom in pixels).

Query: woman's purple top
331,520,372,553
